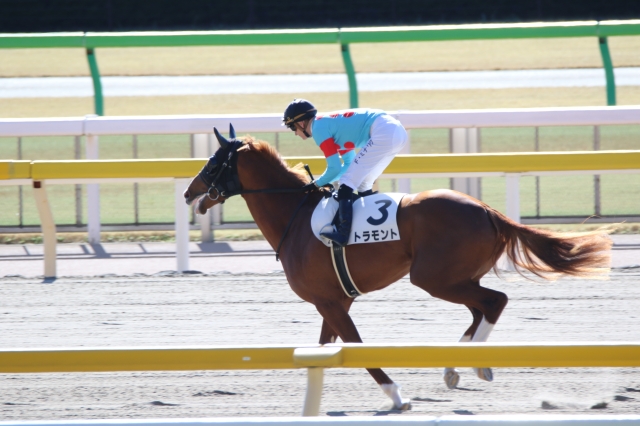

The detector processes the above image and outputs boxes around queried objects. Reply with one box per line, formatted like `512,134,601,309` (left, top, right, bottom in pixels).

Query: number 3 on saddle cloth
311,192,406,298
311,192,405,247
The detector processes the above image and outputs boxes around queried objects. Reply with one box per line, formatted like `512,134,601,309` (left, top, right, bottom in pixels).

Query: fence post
192,134,213,242
74,136,83,227
302,367,324,416
398,130,411,193
502,173,521,271
598,37,616,106
450,128,480,199
17,137,23,227
174,178,190,272
33,181,56,278
341,43,358,108
85,134,100,244
535,127,541,218
594,126,601,216
506,174,521,223
86,48,104,116
293,346,343,416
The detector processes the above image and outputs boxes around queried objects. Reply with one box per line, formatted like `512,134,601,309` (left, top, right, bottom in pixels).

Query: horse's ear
229,123,236,139
214,127,229,149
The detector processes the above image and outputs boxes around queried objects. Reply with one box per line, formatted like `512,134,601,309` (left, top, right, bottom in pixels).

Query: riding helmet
283,99,317,129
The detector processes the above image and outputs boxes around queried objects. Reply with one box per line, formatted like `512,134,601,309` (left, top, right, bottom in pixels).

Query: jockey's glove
301,181,318,192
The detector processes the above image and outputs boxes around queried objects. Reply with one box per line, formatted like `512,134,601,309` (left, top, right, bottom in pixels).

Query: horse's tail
484,206,612,279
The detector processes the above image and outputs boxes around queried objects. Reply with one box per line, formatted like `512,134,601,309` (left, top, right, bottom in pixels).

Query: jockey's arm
341,150,355,168
315,152,343,187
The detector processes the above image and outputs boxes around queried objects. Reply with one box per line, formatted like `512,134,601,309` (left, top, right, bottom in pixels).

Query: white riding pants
340,114,408,192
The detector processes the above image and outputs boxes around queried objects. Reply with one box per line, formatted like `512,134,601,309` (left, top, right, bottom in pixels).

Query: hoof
380,382,411,411
443,369,460,389
378,399,412,411
474,367,494,382
396,400,412,411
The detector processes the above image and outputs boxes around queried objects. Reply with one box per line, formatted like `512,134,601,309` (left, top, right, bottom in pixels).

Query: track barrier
0,149,639,278
2,415,640,426
1,107,639,277
1,343,639,418
2,20,640,110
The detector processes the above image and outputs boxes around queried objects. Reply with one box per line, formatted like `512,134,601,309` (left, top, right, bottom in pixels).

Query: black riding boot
321,184,354,247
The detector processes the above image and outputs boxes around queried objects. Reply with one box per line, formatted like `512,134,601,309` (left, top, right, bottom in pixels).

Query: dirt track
1,270,640,420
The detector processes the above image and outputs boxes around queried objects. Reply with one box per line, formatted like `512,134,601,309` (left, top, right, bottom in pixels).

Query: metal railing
2,342,640,417
2,20,640,111
2,148,640,277
1,106,639,238
0,106,640,243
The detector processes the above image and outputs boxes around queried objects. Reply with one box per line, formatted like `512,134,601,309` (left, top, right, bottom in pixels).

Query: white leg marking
471,317,495,382
443,334,471,389
471,317,495,342
381,382,411,410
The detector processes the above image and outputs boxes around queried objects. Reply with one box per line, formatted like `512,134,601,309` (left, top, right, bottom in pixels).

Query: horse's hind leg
442,305,496,383
315,300,411,410
411,274,508,388
469,309,498,383
443,305,483,389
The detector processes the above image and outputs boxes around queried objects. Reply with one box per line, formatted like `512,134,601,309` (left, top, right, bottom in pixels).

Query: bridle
197,130,321,261
199,139,315,201
198,139,245,203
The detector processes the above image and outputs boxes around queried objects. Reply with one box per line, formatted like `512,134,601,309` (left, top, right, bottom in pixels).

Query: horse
183,125,612,410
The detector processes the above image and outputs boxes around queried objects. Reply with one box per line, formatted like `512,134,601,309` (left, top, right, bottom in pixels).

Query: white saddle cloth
311,192,405,247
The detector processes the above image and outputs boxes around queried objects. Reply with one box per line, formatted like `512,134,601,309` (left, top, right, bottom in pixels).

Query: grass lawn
1,37,639,77
0,36,639,234
0,125,638,227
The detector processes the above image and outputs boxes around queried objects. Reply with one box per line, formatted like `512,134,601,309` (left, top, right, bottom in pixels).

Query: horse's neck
243,192,310,250
238,152,311,250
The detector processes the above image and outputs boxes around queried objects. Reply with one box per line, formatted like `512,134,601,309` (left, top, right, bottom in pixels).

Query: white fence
2,414,640,426
1,106,639,277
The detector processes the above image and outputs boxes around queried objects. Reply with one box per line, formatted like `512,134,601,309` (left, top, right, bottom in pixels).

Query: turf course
0,37,639,230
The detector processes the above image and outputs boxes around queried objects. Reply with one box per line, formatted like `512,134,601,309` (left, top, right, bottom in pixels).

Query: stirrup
320,230,349,247
358,189,378,197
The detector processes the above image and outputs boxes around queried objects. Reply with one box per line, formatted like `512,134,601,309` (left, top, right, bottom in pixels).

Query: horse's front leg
319,319,337,344
315,300,411,410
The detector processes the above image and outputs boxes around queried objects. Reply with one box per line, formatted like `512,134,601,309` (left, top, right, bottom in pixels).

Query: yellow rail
30,159,205,180
290,151,640,175
0,150,636,181
337,343,640,369
0,346,302,373
0,161,31,180
386,150,640,174
2,343,639,374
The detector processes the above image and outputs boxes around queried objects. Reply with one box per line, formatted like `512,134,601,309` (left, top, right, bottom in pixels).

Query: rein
199,143,318,261
275,192,310,261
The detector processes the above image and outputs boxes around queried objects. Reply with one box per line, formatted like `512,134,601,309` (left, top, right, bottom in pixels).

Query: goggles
286,121,297,131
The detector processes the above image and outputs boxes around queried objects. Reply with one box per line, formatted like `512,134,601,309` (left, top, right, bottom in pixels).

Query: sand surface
1,270,640,419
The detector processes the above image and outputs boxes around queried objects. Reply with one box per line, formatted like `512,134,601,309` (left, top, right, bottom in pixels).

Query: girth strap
330,245,365,298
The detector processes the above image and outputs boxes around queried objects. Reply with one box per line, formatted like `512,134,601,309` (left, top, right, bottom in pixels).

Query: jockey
283,98,408,247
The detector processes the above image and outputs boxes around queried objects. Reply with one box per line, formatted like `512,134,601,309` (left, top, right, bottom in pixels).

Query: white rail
1,106,639,278
1,106,639,136
2,415,640,426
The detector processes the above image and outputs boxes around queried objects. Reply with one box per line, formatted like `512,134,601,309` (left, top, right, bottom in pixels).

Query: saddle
311,192,405,247
311,191,406,298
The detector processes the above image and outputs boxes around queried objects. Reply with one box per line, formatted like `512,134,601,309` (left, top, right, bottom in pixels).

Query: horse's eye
204,157,217,174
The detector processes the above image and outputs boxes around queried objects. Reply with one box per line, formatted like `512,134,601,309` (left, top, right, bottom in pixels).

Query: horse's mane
241,136,310,186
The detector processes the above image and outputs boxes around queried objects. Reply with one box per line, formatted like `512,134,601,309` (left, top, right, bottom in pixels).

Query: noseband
198,140,244,204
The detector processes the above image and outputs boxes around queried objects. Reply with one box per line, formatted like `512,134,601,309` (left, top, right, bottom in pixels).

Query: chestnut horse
184,126,611,410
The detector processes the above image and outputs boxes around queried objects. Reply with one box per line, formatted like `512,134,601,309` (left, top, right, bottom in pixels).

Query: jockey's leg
322,114,408,247
320,184,354,247
343,114,408,194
